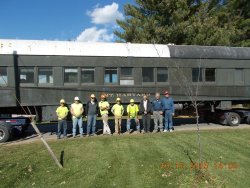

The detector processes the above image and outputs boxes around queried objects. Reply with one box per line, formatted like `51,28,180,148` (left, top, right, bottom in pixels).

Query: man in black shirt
85,94,99,136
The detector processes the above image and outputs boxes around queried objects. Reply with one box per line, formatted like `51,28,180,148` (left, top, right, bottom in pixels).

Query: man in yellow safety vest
56,99,69,139
126,99,140,134
111,98,124,135
99,94,111,135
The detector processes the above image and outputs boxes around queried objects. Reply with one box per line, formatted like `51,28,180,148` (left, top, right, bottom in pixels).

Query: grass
1,129,250,188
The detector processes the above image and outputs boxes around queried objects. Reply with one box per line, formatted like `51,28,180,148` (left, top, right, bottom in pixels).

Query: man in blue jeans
85,94,99,137
161,91,175,132
56,99,69,139
70,96,84,138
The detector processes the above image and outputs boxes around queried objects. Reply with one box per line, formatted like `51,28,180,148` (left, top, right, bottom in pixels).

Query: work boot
152,130,158,134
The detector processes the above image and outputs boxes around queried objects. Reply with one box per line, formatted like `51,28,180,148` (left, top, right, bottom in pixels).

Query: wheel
0,124,10,143
226,112,240,126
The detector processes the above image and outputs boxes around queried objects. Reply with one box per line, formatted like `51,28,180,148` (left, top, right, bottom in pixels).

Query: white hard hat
60,99,65,103
90,94,95,98
74,96,80,101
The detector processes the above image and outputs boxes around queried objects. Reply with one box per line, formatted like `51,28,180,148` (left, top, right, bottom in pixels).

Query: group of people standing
56,91,174,139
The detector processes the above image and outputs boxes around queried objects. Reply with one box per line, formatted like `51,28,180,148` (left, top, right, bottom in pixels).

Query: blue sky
0,0,134,42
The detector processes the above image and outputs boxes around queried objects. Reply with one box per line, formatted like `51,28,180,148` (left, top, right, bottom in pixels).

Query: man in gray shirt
152,92,164,133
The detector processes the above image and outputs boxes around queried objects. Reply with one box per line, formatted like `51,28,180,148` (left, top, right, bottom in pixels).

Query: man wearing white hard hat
56,99,69,139
85,94,99,136
70,96,84,138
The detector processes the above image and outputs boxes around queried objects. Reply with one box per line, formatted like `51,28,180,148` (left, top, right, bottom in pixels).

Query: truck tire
226,112,240,126
0,124,10,143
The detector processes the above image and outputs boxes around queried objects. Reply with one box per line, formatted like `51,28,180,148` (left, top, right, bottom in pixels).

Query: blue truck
0,117,31,143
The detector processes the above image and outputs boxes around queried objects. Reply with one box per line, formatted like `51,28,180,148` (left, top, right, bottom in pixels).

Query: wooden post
31,118,63,169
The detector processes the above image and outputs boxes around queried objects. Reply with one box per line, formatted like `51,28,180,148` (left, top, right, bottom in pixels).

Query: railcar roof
0,39,249,59
0,39,170,58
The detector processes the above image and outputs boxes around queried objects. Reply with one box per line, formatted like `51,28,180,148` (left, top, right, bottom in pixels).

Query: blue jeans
57,120,67,138
72,117,83,136
127,118,140,131
87,115,97,135
164,110,173,131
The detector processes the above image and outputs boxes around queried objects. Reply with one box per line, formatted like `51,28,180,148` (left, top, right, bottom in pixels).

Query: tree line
115,0,249,46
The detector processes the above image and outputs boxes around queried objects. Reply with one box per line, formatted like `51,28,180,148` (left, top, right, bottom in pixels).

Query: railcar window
192,68,202,82
120,68,134,85
142,68,154,82
205,68,215,82
0,67,7,86
157,68,168,82
121,68,133,77
81,68,95,83
235,69,244,84
19,67,34,84
64,68,78,83
38,68,53,84
105,68,118,84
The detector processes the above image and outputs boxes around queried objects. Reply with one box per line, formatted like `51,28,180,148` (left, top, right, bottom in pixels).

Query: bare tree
152,44,204,163
173,61,203,163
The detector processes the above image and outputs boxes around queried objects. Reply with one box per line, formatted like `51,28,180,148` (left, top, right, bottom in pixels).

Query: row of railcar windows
0,66,229,86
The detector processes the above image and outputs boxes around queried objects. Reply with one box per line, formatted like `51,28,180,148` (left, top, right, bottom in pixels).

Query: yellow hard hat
60,99,65,103
116,98,121,101
130,99,134,103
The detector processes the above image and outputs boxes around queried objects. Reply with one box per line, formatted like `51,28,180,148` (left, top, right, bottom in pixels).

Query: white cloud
88,2,124,25
76,27,114,42
76,2,123,42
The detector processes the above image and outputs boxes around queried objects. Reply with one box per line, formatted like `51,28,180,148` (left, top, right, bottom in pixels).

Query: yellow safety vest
99,101,110,115
56,106,69,120
112,104,124,118
127,104,139,118
71,103,83,118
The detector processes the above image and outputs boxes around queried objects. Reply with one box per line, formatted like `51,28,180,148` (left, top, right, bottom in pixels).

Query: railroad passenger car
0,39,250,125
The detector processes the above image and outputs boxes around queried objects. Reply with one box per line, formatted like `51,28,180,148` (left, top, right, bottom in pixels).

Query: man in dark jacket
85,94,99,136
139,95,152,133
